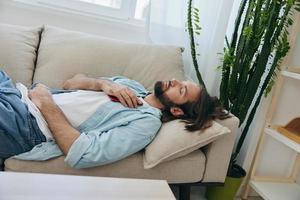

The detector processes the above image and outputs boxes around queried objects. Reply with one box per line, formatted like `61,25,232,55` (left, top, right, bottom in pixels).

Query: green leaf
193,11,199,16
243,26,253,39
193,13,199,18
194,24,201,30
193,7,199,12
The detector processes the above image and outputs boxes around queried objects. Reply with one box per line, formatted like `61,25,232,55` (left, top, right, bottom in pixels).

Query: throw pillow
143,120,230,169
0,23,42,86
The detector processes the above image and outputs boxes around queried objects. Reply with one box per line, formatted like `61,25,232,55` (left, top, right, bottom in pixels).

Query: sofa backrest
34,26,186,91
0,23,42,86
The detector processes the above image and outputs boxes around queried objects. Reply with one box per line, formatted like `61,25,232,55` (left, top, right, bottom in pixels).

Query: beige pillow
34,25,186,90
0,23,42,86
143,120,230,169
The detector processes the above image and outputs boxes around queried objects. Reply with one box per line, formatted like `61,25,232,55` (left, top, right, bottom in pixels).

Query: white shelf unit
241,13,300,200
281,70,300,80
265,128,300,153
250,181,300,200
242,71,300,200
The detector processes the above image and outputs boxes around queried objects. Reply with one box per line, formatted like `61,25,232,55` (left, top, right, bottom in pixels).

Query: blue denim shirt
15,76,162,169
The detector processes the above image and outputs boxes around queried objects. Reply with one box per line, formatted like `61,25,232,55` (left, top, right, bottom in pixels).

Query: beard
154,81,164,98
154,81,174,108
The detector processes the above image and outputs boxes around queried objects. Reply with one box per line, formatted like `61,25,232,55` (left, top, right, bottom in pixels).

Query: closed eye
185,85,188,97
180,87,184,95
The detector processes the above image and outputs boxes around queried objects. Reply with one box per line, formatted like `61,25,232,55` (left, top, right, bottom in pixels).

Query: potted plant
206,0,300,199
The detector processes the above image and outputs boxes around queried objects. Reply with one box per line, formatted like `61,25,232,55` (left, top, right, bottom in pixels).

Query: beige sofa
0,23,239,198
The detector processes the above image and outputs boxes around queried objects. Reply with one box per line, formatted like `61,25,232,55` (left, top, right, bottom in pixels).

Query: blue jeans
0,71,46,159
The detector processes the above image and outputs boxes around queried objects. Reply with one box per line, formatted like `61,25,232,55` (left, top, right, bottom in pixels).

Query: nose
170,79,179,87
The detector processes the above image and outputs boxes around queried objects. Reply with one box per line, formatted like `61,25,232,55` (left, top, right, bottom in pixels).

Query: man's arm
63,74,142,108
29,84,80,155
62,74,106,91
64,116,162,169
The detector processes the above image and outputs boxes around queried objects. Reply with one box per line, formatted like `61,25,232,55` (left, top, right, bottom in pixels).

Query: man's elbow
66,161,84,169
64,158,107,169
64,157,86,169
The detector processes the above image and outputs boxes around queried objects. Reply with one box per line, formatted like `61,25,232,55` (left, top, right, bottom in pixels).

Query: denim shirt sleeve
64,116,162,169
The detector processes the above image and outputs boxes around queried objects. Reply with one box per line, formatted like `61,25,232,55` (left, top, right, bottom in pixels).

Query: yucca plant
187,0,205,87
219,0,300,176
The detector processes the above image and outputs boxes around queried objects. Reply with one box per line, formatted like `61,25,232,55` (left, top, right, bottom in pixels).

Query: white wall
0,0,148,43
289,25,300,68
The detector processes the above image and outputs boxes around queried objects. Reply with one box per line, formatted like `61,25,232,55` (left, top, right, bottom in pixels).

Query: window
77,0,122,9
15,0,150,22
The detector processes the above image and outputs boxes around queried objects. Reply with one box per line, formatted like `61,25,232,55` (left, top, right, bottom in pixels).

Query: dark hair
161,87,230,131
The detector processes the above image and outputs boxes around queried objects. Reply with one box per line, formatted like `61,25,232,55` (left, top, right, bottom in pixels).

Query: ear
169,107,184,118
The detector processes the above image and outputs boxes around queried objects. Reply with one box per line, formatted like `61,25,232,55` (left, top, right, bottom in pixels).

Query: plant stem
187,0,205,87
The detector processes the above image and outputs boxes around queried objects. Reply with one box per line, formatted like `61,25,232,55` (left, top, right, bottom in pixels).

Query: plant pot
205,164,246,200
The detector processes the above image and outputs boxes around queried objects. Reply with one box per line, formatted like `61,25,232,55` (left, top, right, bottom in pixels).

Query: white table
0,172,176,200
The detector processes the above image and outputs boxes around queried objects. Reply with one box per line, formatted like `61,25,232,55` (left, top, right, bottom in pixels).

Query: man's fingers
112,87,142,108
35,83,47,88
116,93,128,107
124,89,141,108
127,92,139,108
120,91,134,108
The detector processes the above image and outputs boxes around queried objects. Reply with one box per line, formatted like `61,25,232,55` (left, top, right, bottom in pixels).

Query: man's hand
28,84,53,110
102,83,142,108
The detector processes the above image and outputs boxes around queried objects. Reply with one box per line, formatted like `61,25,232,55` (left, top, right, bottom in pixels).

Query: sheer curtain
147,0,235,96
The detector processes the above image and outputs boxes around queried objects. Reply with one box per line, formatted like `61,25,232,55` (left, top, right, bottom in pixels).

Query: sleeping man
0,70,228,168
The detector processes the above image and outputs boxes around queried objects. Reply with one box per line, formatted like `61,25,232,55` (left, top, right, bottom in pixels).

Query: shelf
250,180,300,200
287,67,300,74
265,128,300,153
281,70,300,80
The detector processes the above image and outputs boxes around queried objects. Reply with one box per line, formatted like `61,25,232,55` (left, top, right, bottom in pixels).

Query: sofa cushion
0,23,42,86
34,26,186,91
5,150,205,183
143,120,230,169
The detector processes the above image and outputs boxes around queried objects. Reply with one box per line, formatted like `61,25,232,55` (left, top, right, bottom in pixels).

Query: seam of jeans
28,113,46,145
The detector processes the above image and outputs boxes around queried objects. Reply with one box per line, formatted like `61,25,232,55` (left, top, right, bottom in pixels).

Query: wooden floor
171,186,263,200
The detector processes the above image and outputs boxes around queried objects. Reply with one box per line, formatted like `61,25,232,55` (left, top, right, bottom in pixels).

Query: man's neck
143,94,164,110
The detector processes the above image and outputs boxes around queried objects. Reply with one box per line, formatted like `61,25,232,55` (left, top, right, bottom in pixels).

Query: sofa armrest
201,115,239,183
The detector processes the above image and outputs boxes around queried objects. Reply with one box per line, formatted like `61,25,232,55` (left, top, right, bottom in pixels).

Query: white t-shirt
17,83,148,141
17,83,110,141
52,90,110,127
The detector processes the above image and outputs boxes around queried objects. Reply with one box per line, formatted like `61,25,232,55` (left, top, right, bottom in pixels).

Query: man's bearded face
154,81,174,108
154,79,201,108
